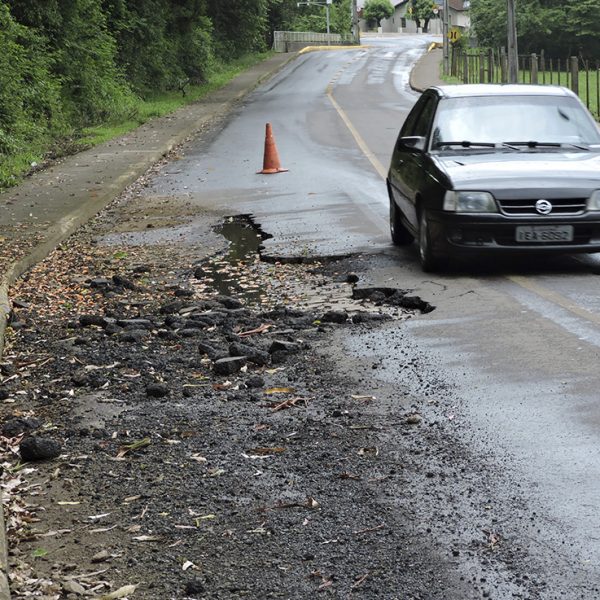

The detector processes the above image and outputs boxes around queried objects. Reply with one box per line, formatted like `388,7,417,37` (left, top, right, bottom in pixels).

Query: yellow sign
448,27,461,43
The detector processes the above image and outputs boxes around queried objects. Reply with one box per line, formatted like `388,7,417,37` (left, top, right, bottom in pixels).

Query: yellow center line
507,275,600,326
326,84,388,179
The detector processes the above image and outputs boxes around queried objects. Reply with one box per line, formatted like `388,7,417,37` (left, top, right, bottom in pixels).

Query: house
359,0,469,36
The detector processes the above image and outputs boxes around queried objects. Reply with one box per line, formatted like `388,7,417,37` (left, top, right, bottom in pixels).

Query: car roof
431,84,577,99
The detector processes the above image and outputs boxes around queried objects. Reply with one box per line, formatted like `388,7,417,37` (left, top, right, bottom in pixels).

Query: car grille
498,198,587,215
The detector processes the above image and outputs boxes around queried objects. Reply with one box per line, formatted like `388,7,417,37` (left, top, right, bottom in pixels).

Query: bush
0,5,64,155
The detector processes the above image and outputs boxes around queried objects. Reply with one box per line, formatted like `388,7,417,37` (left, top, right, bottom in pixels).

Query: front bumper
428,210,600,256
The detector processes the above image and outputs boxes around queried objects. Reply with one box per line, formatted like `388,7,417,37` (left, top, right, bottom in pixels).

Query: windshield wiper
503,141,590,151
503,141,561,148
435,141,496,148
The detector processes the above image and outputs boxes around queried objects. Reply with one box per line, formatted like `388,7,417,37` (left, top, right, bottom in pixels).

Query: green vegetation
79,53,271,147
470,0,599,59
362,0,394,28
0,0,351,189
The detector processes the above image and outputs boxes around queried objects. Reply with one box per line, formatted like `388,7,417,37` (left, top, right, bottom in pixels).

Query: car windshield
431,94,600,148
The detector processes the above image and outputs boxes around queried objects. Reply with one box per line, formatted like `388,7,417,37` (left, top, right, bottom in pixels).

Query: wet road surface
141,34,600,596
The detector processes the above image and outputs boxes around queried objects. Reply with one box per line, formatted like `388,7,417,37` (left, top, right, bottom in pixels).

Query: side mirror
397,136,426,152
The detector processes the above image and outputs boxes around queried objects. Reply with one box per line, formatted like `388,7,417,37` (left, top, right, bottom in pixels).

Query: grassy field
0,52,271,189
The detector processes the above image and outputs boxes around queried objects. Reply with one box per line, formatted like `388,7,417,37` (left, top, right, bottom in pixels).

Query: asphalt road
127,34,600,595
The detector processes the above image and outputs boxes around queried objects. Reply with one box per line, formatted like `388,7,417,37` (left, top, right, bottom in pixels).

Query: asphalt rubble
0,169,443,597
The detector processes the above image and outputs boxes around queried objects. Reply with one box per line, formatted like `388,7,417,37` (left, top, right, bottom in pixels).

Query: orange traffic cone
257,123,288,174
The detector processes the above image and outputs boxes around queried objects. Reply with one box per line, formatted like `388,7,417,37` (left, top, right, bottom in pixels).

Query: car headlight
443,191,498,213
587,190,600,211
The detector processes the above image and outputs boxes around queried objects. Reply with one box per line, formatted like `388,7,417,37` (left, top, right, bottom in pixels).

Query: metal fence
449,47,600,118
273,31,356,52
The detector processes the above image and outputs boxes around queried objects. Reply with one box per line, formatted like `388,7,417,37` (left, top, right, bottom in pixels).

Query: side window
412,96,436,138
400,94,429,137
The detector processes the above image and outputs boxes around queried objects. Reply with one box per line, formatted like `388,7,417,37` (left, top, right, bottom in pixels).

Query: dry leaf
247,447,286,456
265,387,295,395
99,584,138,599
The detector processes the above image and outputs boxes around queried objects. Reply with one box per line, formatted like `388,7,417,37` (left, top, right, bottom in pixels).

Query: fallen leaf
247,447,286,456
358,447,379,457
265,387,295,395
99,584,138,599
206,468,225,477
190,453,207,463
116,437,151,459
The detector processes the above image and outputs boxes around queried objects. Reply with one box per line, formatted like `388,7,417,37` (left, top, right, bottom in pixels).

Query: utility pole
352,0,360,44
507,0,518,83
442,0,449,76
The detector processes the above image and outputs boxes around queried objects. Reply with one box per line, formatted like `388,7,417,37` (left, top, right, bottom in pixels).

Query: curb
409,47,443,92
299,44,367,54
0,51,299,600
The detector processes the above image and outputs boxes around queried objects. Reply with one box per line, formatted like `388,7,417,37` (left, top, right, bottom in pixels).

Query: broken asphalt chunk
320,310,348,324
112,274,136,289
229,342,270,366
79,314,108,328
2,416,41,438
215,295,243,309
116,318,154,329
214,356,247,375
268,339,300,355
146,383,169,398
20,436,62,461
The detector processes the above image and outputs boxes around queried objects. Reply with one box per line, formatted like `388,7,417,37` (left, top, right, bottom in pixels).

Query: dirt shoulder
0,155,449,599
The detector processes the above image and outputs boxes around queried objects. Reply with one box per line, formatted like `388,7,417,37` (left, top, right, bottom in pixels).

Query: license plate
515,225,574,243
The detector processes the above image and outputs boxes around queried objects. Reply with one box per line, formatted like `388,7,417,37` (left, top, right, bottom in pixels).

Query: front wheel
418,210,445,272
390,199,414,246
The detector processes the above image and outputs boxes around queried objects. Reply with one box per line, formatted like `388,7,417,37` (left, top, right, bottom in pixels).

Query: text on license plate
515,225,574,243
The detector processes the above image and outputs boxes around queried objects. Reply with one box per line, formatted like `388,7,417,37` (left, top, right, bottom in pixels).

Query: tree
362,0,394,28
411,0,434,32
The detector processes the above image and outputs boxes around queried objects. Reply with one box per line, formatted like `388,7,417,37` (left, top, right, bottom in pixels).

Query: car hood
436,151,600,192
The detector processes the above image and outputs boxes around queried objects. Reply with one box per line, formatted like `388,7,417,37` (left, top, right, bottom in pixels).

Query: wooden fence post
500,48,507,83
531,53,538,84
488,48,495,82
463,53,469,84
479,51,485,83
451,46,458,77
570,56,579,95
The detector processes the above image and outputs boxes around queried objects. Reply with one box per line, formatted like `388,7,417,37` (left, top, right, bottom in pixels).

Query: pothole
191,215,270,305
190,215,436,316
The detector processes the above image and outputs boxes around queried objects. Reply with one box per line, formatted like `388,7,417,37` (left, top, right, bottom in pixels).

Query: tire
418,209,445,272
389,198,414,246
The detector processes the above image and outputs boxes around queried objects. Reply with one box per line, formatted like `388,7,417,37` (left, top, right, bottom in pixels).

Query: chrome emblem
535,199,553,215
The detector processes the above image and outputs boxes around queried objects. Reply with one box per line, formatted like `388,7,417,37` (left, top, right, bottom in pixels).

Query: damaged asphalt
0,45,555,600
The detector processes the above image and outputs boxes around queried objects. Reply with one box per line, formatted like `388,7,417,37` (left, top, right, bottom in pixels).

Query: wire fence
449,47,600,118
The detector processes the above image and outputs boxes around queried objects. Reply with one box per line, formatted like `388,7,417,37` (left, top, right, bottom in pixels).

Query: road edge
0,50,298,600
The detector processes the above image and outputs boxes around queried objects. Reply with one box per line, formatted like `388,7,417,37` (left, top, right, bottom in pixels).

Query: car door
389,92,437,231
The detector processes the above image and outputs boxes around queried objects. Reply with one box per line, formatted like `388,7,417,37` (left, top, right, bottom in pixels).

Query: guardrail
449,47,600,118
273,31,357,52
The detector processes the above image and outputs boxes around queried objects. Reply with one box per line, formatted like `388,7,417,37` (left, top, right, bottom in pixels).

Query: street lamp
297,0,332,44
